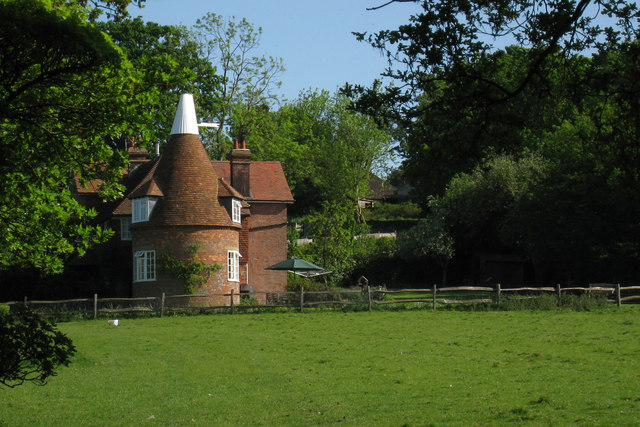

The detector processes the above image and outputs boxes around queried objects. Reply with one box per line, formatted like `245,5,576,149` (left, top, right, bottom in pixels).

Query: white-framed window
132,197,158,223
227,250,241,282
232,198,242,224
120,217,132,240
134,250,156,282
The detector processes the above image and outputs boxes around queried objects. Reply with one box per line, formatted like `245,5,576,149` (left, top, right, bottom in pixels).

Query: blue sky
130,0,422,101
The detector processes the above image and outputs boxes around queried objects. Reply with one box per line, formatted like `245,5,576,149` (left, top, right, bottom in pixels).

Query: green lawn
1,308,639,426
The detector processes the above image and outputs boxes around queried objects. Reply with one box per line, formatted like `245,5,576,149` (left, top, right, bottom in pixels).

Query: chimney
127,136,149,172
231,140,251,197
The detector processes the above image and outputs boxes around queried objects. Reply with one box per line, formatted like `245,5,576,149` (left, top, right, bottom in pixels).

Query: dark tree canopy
0,306,76,388
346,1,640,284
351,0,639,118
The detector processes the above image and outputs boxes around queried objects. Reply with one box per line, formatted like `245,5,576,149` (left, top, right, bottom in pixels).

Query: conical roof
170,93,199,135
133,94,232,226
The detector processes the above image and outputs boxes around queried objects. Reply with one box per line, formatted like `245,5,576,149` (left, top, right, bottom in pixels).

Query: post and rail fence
2,283,639,319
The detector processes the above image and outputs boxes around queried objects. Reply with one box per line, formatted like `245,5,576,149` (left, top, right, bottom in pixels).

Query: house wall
132,225,240,304
248,203,289,300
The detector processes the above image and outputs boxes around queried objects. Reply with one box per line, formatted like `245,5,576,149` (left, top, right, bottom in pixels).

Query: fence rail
2,283,639,318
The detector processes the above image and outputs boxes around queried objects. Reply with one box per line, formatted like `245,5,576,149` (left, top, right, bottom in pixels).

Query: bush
286,273,335,292
363,202,422,221
0,306,76,388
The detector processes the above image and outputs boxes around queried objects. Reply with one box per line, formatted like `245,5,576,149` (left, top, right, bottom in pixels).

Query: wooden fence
2,283,639,318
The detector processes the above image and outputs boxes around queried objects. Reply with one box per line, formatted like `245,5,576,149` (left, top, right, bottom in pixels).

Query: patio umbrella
266,256,330,277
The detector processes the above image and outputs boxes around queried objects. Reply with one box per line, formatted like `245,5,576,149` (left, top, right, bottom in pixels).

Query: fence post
93,293,98,320
432,284,437,310
160,292,165,317
496,283,501,305
299,287,304,313
230,289,235,315
556,284,561,303
616,283,621,307
367,285,372,311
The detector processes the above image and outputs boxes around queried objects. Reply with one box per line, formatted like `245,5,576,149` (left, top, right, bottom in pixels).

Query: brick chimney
127,136,149,172
230,140,251,198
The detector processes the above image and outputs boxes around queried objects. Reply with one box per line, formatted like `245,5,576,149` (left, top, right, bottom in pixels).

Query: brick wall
132,225,240,302
248,203,289,299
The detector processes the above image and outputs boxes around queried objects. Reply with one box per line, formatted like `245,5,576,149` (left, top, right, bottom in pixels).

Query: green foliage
98,17,221,147
159,245,222,294
285,273,334,292
296,201,370,284
363,201,422,221
193,13,285,157
0,0,131,274
0,306,76,388
397,214,454,285
346,0,640,285
247,90,394,217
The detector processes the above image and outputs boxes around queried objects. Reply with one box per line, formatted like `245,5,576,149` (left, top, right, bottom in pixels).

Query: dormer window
232,198,242,224
132,197,158,223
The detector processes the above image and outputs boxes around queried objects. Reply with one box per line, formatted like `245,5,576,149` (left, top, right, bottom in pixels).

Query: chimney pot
234,139,239,149
241,140,246,149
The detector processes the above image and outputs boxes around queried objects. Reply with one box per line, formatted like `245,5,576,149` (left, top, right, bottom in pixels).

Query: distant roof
367,174,397,201
212,161,294,203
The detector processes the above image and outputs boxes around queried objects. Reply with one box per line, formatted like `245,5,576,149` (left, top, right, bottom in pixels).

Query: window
120,218,132,240
134,250,156,282
132,197,158,223
228,250,241,282
232,199,242,224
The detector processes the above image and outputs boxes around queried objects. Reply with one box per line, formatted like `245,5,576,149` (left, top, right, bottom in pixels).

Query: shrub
364,202,422,221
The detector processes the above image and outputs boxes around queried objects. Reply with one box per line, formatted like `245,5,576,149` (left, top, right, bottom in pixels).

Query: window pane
121,218,132,240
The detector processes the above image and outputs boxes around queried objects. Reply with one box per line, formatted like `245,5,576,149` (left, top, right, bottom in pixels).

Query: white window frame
231,198,242,224
120,217,132,241
227,250,241,282
132,197,158,223
134,250,156,282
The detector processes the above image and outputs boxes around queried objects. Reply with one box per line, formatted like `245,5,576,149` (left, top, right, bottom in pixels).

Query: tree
345,0,639,196
397,212,454,285
193,13,285,158
0,306,76,388
98,17,221,146
351,0,638,119
0,0,137,274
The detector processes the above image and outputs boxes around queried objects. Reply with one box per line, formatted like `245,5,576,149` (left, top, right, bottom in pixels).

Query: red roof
211,161,294,203
131,133,232,227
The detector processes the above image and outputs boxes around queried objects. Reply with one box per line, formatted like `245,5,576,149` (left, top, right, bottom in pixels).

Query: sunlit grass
1,308,639,425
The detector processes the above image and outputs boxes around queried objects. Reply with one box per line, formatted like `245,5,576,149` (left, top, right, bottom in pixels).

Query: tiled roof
112,160,158,216
218,178,244,199
134,133,232,227
211,161,294,203
71,174,102,194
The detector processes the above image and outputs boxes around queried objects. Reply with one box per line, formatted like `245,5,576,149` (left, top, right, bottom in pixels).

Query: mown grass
1,308,639,426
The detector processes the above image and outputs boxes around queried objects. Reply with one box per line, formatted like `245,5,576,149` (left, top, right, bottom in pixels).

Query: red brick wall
132,225,240,303
248,203,288,299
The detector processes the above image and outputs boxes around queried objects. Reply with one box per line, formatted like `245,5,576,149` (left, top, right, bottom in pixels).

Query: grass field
1,307,639,426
